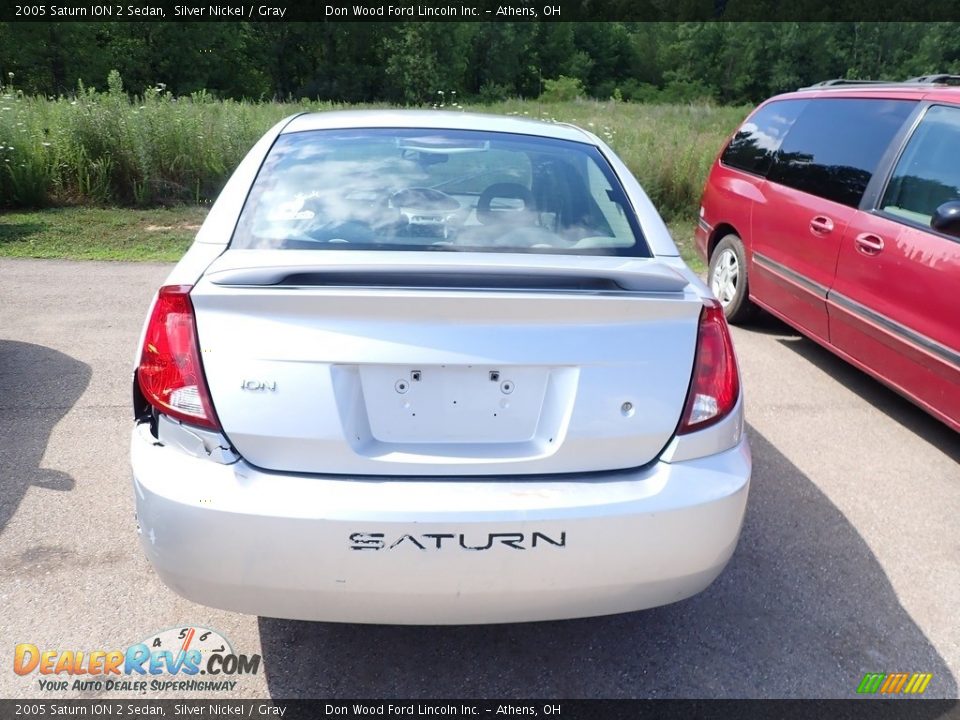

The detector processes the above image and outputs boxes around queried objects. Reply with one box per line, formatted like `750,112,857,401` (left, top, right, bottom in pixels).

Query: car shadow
257,425,957,699
735,310,798,337
0,340,91,535
774,334,960,463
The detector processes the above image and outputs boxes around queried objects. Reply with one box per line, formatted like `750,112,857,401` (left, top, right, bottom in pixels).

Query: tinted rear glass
231,129,649,256
766,98,916,208
721,99,807,176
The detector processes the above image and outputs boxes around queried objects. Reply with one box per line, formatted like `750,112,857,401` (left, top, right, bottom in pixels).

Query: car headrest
476,183,536,225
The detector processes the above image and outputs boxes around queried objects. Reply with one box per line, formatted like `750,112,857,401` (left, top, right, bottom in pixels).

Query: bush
477,81,511,104
539,76,586,103
617,81,663,103
659,80,716,105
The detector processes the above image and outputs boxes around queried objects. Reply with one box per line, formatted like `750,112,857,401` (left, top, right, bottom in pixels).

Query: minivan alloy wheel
711,248,739,306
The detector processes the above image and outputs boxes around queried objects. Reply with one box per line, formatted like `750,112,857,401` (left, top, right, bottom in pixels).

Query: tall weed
0,82,749,221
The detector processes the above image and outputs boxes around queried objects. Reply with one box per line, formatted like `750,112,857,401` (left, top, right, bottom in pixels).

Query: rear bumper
131,423,751,624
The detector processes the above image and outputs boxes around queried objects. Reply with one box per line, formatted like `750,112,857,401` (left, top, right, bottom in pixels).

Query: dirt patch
144,223,202,232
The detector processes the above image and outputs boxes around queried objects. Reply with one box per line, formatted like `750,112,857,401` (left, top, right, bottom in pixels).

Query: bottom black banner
1,700,958,720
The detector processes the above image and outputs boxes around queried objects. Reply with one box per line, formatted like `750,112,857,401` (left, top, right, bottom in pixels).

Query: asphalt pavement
1,258,958,699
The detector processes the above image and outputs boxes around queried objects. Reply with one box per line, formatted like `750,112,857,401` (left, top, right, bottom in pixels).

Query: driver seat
476,183,538,226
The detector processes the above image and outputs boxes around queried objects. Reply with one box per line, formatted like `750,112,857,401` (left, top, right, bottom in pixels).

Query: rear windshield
231,128,649,256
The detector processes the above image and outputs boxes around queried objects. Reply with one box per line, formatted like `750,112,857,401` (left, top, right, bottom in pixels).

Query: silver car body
130,111,751,624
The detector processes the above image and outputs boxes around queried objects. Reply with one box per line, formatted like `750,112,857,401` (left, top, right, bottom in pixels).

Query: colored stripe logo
857,673,932,695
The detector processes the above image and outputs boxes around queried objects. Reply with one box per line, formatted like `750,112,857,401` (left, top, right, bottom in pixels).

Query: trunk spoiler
205,256,691,294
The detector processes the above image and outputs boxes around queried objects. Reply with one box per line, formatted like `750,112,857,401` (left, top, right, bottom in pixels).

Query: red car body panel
750,181,856,343
698,85,960,432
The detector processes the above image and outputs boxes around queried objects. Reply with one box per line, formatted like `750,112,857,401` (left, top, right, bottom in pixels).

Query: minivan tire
709,234,758,324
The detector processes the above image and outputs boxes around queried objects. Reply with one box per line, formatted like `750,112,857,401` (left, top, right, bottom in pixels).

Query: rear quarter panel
699,162,764,263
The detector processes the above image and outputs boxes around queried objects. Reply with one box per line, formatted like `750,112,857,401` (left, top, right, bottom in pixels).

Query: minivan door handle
854,233,885,256
809,216,835,234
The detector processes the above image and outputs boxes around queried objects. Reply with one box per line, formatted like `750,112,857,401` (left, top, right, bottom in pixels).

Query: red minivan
697,77,960,432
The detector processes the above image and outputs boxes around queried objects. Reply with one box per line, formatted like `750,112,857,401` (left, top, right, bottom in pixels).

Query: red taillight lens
137,285,221,430
678,301,740,434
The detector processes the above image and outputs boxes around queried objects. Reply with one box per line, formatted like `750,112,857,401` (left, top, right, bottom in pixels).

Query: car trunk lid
189,249,702,476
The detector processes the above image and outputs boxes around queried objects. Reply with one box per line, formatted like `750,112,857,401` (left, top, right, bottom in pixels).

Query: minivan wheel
709,234,758,324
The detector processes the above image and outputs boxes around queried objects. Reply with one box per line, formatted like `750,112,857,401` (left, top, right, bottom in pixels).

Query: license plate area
359,365,550,444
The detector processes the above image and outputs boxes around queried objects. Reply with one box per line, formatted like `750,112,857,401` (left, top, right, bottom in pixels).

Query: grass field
0,207,705,271
0,206,206,261
1,88,737,268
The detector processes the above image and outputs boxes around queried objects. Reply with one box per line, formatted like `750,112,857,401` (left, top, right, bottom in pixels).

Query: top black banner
3,0,960,22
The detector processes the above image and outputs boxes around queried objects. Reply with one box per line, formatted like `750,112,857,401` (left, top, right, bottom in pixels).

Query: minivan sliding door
750,98,916,342
829,104,960,429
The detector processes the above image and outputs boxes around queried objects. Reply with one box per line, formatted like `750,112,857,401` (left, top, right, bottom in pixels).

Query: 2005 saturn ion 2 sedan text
130,111,751,624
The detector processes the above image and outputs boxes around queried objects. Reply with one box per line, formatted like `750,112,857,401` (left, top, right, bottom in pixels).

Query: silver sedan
129,111,751,624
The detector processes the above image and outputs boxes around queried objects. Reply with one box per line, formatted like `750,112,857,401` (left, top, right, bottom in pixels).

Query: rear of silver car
130,112,750,624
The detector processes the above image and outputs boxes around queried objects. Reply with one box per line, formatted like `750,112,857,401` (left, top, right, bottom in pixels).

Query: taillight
678,300,740,434
136,285,221,430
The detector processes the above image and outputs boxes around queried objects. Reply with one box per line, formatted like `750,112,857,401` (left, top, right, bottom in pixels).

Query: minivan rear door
751,181,856,342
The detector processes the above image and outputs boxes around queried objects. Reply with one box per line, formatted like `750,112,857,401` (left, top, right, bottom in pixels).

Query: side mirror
931,200,960,238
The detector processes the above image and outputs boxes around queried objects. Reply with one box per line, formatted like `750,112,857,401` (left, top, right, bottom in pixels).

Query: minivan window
881,105,960,226
720,99,807,176
231,129,649,256
766,98,916,208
